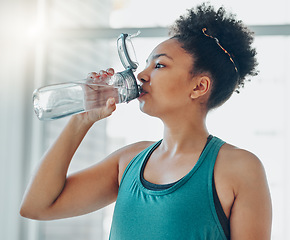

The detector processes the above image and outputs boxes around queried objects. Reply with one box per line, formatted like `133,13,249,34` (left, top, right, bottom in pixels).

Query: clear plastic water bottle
33,32,141,121
33,68,142,121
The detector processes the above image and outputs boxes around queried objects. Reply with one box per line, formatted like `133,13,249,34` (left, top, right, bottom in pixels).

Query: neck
160,109,209,154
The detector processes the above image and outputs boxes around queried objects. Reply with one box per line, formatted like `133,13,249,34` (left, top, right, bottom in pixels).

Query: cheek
156,80,190,100
153,88,190,111
149,70,192,105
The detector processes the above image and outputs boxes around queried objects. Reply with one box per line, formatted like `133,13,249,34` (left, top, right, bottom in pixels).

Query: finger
107,97,116,108
98,70,111,83
96,98,116,119
105,98,116,114
87,72,100,81
106,68,115,76
87,72,96,79
99,70,108,77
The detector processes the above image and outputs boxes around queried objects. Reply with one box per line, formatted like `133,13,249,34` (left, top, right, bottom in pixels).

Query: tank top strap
205,136,225,188
206,136,225,173
119,140,162,188
206,136,226,237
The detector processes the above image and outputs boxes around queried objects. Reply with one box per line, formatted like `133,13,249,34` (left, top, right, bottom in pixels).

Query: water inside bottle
82,82,121,110
33,82,122,120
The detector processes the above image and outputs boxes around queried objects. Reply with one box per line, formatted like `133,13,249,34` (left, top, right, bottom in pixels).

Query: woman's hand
76,68,117,125
87,68,115,83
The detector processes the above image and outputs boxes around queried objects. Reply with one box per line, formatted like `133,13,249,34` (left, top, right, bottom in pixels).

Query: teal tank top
109,136,226,240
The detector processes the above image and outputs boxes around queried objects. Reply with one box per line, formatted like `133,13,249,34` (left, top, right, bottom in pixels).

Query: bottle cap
117,31,140,71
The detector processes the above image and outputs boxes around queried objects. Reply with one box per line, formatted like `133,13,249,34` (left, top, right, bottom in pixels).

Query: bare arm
20,98,120,220
230,150,272,239
20,68,123,220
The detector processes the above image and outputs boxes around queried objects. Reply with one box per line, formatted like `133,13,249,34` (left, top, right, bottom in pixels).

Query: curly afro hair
169,3,258,110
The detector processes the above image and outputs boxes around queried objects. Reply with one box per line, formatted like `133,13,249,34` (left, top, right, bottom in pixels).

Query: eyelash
155,63,165,69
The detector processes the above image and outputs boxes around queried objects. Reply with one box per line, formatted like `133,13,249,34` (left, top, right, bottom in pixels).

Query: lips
138,88,148,99
138,91,146,98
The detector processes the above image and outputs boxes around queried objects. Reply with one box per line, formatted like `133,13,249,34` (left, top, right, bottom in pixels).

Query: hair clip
202,28,239,74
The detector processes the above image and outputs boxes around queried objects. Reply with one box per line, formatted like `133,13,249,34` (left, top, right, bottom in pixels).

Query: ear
190,76,211,99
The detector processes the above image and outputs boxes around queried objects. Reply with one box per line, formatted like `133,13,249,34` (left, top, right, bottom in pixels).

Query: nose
137,68,149,83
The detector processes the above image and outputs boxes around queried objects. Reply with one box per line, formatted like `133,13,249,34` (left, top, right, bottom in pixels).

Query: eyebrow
146,53,173,63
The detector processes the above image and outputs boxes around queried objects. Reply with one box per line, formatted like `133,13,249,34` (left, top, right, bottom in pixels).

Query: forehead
148,38,193,62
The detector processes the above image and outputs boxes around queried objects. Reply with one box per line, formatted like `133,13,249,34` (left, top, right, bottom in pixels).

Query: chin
139,103,161,119
139,101,152,115
139,101,147,113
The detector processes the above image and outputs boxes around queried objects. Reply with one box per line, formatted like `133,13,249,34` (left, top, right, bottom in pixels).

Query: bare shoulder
111,141,156,184
217,143,267,187
216,142,272,239
219,142,262,164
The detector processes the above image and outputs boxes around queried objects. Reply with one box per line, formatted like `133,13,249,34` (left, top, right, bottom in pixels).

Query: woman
20,3,272,239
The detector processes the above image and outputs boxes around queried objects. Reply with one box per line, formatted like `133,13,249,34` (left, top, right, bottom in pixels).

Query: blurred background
0,0,289,239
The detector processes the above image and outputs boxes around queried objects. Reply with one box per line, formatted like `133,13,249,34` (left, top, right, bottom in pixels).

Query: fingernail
109,98,115,105
106,68,114,76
